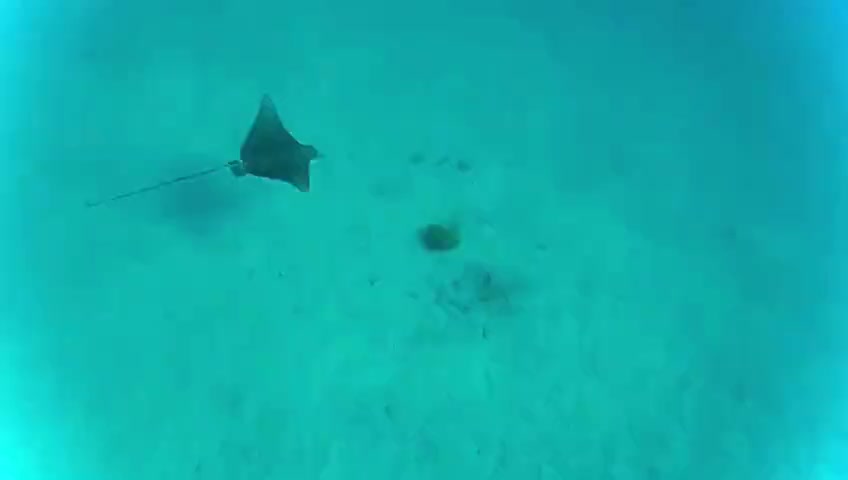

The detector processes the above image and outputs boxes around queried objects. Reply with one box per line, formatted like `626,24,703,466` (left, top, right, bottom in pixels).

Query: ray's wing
240,94,300,162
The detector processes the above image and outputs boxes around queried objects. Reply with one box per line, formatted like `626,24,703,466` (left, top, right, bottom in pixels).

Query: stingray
85,94,320,208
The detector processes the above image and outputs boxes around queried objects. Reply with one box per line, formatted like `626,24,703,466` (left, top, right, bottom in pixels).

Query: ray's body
85,95,319,208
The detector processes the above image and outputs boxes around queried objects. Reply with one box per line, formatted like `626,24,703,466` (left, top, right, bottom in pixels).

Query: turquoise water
1,1,846,479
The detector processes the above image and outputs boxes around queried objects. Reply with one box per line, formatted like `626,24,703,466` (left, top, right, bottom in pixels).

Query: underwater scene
0,0,846,479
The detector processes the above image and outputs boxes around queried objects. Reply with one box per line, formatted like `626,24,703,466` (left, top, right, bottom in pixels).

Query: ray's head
301,144,320,161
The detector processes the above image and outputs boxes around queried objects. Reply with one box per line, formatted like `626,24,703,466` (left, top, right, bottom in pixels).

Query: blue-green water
1,1,846,479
